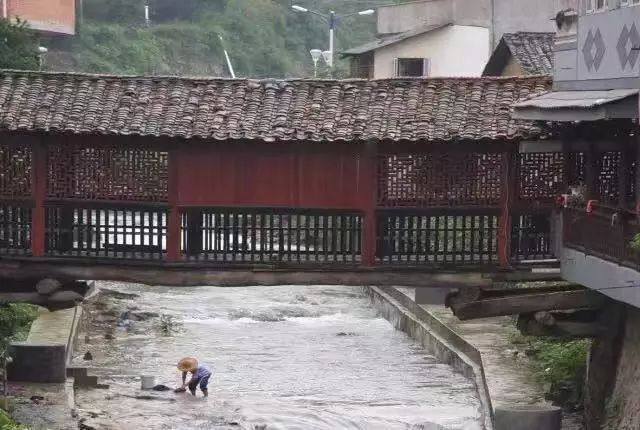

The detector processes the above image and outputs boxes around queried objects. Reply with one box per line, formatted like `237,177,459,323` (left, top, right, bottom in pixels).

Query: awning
513,89,639,121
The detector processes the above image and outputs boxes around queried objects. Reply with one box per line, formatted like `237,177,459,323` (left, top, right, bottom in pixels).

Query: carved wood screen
47,145,169,202
377,152,503,207
517,152,564,202
0,144,32,198
595,151,621,206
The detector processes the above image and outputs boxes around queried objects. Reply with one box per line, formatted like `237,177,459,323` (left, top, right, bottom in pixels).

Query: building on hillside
343,23,489,78
2,0,76,35
482,32,555,76
342,0,557,78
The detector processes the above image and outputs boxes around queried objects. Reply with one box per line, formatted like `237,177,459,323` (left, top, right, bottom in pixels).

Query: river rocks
118,310,160,322
79,417,122,430
104,333,115,340
83,352,93,361
36,278,62,295
336,332,358,337
152,384,172,392
101,289,140,300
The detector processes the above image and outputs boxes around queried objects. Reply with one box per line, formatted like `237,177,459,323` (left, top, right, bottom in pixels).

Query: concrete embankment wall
602,306,640,430
8,305,83,383
365,286,494,430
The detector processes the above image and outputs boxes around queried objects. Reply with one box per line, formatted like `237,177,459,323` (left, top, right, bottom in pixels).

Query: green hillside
46,0,391,78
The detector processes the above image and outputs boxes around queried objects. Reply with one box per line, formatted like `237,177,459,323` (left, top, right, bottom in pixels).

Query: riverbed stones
36,279,62,295
101,289,140,300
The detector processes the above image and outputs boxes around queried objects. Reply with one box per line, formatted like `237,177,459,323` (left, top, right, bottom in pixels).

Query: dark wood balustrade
563,205,640,269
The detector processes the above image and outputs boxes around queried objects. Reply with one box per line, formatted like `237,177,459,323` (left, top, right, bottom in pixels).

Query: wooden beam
450,290,608,320
0,259,495,287
489,270,562,282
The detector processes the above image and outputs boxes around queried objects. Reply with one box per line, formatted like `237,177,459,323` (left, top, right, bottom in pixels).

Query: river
72,283,482,430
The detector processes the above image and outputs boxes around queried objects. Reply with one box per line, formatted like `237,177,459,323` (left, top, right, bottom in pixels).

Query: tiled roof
342,23,451,56
0,70,551,143
483,32,554,76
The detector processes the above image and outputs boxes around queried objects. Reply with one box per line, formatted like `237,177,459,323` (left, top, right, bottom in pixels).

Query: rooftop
0,70,551,143
341,23,451,56
483,32,555,76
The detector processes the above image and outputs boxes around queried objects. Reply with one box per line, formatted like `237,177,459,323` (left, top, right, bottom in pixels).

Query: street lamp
292,5,375,70
310,49,322,77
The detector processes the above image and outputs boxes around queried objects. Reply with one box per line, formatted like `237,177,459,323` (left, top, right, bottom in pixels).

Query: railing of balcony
563,205,640,269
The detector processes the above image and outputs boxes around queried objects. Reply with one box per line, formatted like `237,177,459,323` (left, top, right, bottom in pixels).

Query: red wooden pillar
31,141,47,257
361,140,378,267
166,147,180,262
497,148,516,268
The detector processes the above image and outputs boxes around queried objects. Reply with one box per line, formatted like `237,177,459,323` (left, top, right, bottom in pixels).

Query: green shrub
0,304,39,354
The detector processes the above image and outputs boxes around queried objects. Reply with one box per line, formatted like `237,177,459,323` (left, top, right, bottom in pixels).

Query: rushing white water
73,283,482,430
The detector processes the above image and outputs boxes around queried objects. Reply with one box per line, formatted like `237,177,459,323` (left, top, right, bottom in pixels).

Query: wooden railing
563,205,640,269
44,202,168,261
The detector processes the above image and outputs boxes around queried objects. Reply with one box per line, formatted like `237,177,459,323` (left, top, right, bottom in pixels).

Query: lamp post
310,49,322,78
292,5,374,71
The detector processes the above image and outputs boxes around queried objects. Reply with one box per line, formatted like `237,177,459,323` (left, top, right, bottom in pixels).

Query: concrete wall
7,0,75,35
561,247,640,309
373,25,490,78
492,0,556,45
377,0,452,35
602,306,640,430
376,0,556,48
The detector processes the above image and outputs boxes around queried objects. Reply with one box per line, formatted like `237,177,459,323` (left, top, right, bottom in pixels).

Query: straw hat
177,357,198,372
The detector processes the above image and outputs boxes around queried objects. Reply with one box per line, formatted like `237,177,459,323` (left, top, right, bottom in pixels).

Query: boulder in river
36,278,62,295
83,351,93,361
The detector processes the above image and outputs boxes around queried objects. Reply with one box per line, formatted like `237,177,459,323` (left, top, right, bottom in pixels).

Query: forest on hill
46,0,394,78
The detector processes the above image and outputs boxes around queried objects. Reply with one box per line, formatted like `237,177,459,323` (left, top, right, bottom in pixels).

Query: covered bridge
0,70,555,284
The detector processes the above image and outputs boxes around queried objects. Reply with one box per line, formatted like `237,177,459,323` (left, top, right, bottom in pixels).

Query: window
394,58,430,77
622,0,640,6
585,0,608,13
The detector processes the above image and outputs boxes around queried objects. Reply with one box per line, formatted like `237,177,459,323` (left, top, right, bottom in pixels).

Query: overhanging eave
513,89,639,122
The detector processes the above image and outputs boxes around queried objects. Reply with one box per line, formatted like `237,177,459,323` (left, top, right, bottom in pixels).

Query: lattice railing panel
567,152,585,187
0,203,32,255
378,153,503,207
376,211,498,265
45,205,167,260
510,212,554,262
181,208,362,264
517,153,564,202
47,145,168,202
0,144,32,198
595,151,621,206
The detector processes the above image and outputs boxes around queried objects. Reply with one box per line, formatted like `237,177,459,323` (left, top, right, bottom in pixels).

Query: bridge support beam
31,142,47,257
497,149,515,268
166,149,180,262
361,140,378,267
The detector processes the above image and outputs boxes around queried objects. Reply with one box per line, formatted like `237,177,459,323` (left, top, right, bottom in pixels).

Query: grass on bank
510,331,590,410
0,304,39,430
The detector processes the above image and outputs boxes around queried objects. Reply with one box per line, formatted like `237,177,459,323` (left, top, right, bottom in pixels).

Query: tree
0,18,38,70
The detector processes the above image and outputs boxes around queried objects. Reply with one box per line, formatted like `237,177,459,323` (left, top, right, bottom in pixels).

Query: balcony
563,205,640,270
